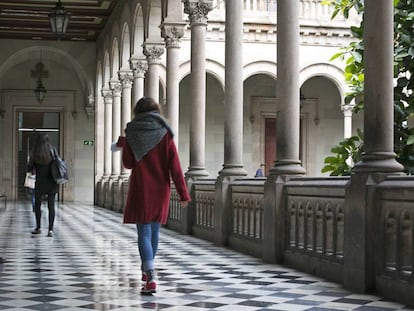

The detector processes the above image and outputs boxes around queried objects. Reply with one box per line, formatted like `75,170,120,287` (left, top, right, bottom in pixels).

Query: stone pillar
129,57,147,108
263,0,304,264
101,88,113,178
183,0,212,178
219,0,247,177
352,0,403,173
161,22,186,145
100,88,113,207
342,102,354,139
344,0,403,294
270,0,305,175
118,70,133,177
109,80,122,177
143,43,164,101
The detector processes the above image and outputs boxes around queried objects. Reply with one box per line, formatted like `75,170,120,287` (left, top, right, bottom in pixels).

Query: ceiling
0,0,117,42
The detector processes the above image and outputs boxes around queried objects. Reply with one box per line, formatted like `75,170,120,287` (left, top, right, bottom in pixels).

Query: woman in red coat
121,97,191,294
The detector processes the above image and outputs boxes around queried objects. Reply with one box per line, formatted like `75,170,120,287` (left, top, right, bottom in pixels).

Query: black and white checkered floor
0,201,413,311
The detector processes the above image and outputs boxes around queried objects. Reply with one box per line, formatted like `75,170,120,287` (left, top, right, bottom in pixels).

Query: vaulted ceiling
0,0,117,41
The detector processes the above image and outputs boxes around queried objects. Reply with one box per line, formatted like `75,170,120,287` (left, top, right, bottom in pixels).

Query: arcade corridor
0,201,412,311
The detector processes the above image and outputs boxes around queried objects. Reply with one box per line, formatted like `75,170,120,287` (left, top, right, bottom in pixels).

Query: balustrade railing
211,0,338,20
231,183,264,240
193,181,216,230
287,198,344,260
378,178,414,283
285,178,347,263
169,187,182,222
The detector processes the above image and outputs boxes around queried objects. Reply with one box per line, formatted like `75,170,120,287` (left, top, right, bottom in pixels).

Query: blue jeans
136,222,161,272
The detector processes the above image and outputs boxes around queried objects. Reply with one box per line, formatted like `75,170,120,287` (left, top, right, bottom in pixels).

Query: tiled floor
0,201,413,311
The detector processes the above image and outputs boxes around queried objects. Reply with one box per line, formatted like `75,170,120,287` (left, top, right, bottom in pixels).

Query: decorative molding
129,58,148,78
161,23,186,48
101,88,113,105
118,70,133,88
143,42,165,64
183,0,213,25
108,80,122,97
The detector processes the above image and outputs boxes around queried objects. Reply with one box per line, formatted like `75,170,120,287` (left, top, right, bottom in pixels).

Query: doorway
264,118,276,176
17,111,61,200
263,117,306,176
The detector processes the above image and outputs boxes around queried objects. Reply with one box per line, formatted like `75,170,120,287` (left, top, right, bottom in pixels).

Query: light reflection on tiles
0,201,413,311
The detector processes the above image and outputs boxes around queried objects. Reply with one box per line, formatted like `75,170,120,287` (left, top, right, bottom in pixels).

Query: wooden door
264,118,276,176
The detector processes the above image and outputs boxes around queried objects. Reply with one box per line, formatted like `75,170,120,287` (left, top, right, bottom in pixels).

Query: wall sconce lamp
34,79,47,104
31,56,48,104
49,0,70,35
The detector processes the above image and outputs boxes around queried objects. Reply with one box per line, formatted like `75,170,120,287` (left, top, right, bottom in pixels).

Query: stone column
161,22,186,145
353,0,403,173
219,0,247,177
143,43,164,101
101,88,113,208
109,80,122,177
101,88,113,178
118,70,133,176
270,0,305,175
342,102,354,139
183,0,212,178
129,57,147,108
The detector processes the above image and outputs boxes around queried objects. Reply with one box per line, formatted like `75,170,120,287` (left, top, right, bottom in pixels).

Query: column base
218,164,248,177
120,173,130,181
185,167,209,178
353,152,404,173
269,159,306,175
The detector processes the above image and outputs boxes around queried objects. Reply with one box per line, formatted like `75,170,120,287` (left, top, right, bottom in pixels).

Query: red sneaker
141,281,156,294
141,272,147,282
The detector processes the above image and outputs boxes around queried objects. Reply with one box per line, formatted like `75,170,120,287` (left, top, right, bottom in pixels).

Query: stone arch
103,51,111,88
132,3,145,56
300,63,347,104
0,46,94,105
178,59,225,92
111,38,120,79
243,60,277,81
120,22,131,70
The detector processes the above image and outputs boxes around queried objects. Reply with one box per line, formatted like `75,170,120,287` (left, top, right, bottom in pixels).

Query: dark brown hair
32,134,53,165
133,97,160,115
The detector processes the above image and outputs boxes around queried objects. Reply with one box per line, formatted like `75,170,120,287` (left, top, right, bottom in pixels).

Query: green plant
322,0,414,175
321,129,363,176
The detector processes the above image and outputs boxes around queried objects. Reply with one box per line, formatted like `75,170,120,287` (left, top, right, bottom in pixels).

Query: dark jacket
27,151,58,195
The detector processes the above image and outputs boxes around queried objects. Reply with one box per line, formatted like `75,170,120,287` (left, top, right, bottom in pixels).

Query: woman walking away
121,97,191,294
27,134,58,237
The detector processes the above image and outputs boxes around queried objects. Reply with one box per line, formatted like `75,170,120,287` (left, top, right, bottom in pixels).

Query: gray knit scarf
125,111,174,162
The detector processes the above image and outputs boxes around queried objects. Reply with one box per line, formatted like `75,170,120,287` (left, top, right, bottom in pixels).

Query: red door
264,118,276,176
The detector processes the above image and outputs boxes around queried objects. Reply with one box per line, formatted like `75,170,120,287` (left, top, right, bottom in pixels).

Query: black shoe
47,230,54,237
31,228,41,234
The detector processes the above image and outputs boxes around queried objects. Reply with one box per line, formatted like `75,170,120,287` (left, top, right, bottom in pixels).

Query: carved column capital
118,70,133,88
101,88,113,104
129,58,148,78
161,23,186,48
109,80,122,97
341,103,355,117
143,42,165,64
182,0,213,25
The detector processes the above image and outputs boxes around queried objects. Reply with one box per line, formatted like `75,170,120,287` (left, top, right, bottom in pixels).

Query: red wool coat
122,133,191,224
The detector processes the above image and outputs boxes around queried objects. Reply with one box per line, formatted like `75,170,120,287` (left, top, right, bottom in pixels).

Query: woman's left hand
179,200,190,208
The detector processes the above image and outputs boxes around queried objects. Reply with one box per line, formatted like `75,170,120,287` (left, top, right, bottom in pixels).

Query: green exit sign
83,140,94,146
